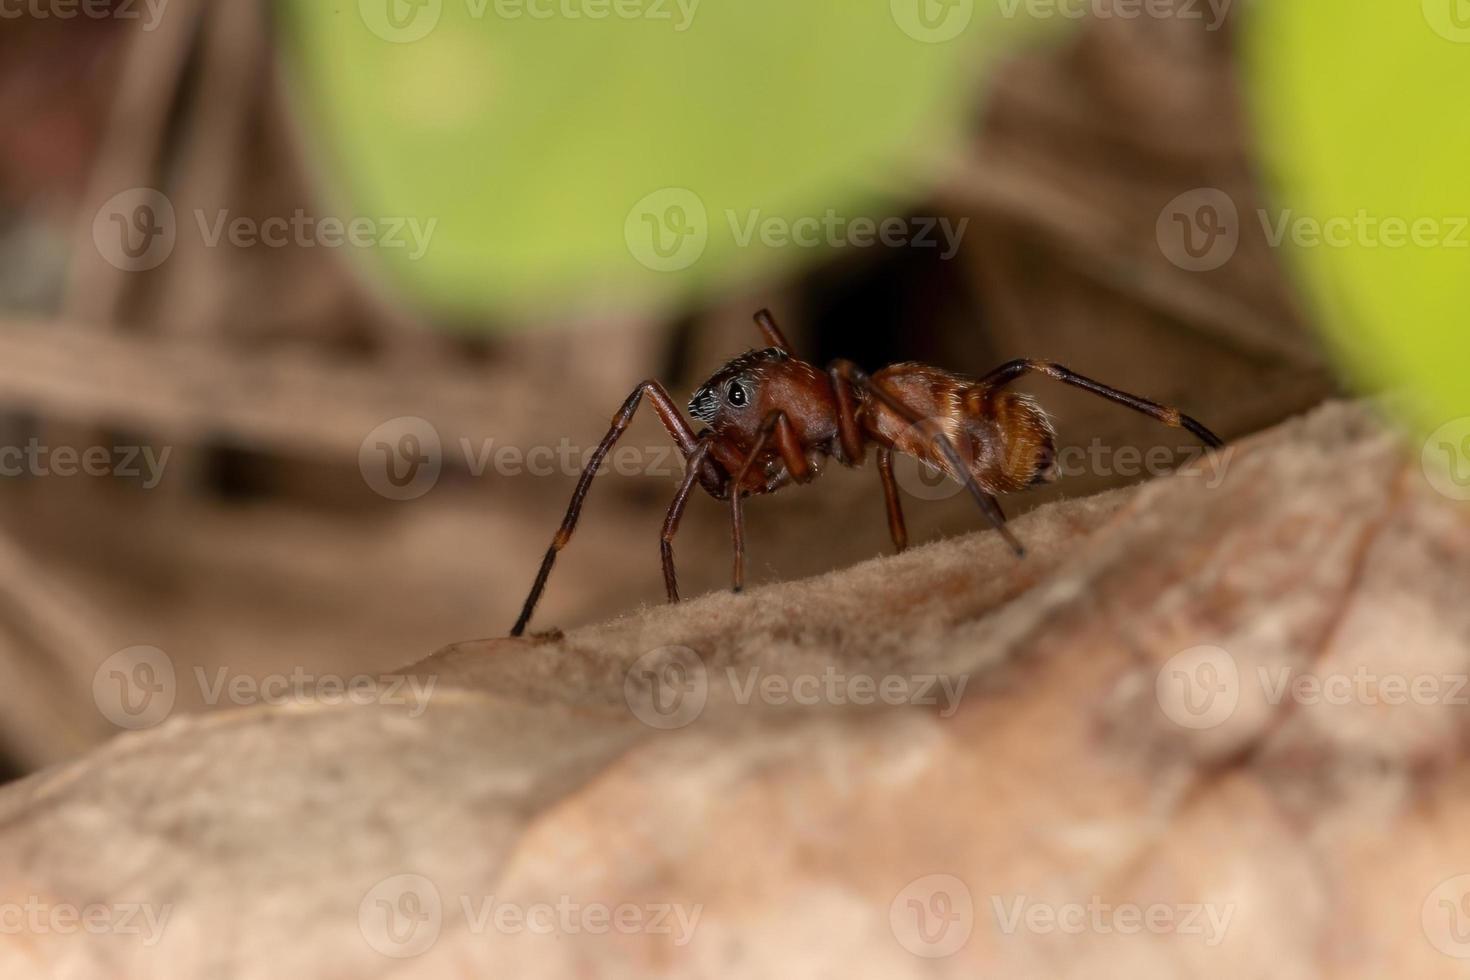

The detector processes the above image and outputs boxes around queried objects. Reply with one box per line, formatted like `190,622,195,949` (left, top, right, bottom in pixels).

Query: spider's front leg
660,436,715,604
752,308,792,353
510,380,702,637
725,411,810,593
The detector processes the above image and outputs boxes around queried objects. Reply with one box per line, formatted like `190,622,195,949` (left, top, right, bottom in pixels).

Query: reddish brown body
510,310,1222,636
690,357,1056,496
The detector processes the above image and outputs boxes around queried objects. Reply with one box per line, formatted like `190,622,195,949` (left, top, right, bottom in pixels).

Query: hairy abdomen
862,364,1057,495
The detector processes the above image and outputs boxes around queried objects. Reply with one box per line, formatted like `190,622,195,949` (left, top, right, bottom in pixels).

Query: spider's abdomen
973,390,1058,493
861,364,1057,495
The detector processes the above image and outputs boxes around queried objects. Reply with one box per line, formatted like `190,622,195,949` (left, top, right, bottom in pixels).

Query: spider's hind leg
977,359,1224,449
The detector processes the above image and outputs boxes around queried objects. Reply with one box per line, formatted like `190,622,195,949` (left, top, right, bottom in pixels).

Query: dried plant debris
0,401,1466,979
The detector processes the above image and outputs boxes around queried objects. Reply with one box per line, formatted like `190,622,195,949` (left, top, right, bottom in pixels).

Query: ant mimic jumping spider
510,309,1223,636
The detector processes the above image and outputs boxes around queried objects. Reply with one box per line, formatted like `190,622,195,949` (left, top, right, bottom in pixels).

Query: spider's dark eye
727,383,749,408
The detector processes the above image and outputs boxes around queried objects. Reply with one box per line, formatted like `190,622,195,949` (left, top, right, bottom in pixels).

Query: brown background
0,1,1334,777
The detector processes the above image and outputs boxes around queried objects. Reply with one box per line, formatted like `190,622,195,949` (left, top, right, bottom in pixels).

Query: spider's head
687,347,788,432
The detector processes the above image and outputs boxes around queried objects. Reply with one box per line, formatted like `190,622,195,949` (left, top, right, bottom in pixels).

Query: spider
510,309,1223,636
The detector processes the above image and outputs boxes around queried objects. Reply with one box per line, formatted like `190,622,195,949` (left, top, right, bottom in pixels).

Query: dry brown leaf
1,400,1467,979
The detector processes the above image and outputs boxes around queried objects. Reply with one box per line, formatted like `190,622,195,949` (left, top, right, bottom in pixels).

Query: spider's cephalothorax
687,347,787,426
509,309,1225,636
687,346,838,469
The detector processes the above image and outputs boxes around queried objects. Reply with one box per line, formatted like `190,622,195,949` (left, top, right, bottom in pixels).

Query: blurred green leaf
279,0,1039,321
1244,1,1470,440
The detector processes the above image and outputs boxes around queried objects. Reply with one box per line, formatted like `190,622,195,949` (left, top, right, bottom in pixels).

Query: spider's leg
876,448,908,554
753,309,792,353
661,437,713,603
511,380,701,637
829,359,1025,556
726,411,808,593
977,360,1224,448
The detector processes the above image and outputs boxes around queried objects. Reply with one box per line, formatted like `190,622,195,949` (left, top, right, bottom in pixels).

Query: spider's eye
727,382,750,408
